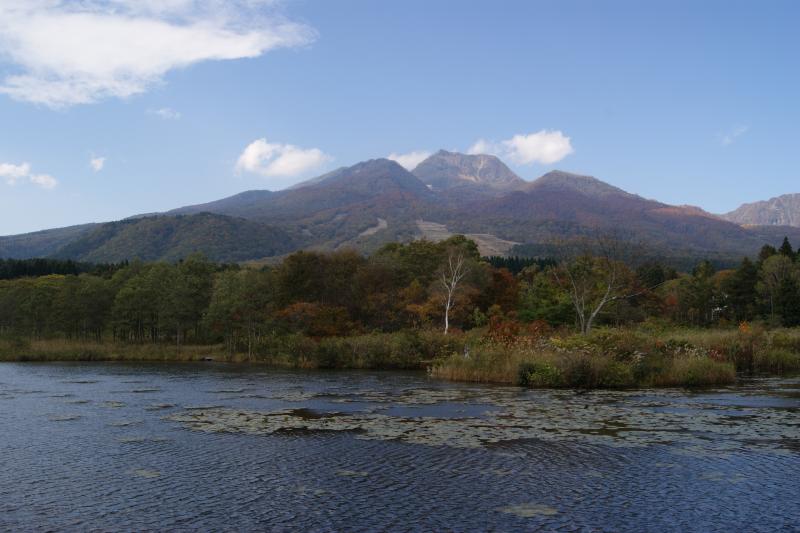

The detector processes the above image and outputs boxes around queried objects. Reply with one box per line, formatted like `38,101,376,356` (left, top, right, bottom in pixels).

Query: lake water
1,363,798,532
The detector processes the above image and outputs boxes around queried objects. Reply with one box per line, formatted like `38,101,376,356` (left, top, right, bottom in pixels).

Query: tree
205,269,275,358
686,261,721,326
722,257,759,322
518,266,573,325
439,252,468,335
164,255,214,348
758,244,778,264
550,237,637,334
779,237,795,259
776,276,800,327
758,255,796,320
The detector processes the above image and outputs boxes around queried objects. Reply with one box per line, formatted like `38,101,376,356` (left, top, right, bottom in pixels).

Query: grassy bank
0,331,462,368
0,339,230,363
3,325,799,389
430,340,737,388
431,325,800,388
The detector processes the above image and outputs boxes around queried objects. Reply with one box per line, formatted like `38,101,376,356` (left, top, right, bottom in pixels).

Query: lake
1,363,798,532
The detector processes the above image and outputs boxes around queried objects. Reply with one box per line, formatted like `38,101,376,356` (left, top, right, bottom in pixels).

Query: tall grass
430,328,744,388
0,330,462,369
250,330,463,369
0,338,229,363
1,325,797,389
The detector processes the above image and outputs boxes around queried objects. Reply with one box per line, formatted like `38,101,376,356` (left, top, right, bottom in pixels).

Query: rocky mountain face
723,194,800,227
2,151,799,265
412,150,526,194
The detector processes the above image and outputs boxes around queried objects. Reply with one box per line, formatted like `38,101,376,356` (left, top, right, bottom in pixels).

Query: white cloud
468,130,574,165
0,162,31,185
0,1,315,107
150,107,181,120
721,125,748,146
235,139,330,181
0,161,57,189
467,139,497,156
29,173,58,189
387,150,432,170
90,156,106,172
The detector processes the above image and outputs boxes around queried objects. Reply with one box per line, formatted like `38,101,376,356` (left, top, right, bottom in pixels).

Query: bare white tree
440,252,469,335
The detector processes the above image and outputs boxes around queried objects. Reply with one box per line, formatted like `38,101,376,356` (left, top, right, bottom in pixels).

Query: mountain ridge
723,193,800,227
3,151,800,265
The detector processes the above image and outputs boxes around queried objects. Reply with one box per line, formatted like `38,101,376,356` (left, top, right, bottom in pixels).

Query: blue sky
0,0,798,235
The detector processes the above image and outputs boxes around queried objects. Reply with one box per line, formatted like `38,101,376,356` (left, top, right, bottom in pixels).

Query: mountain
412,150,526,195
52,213,296,263
171,158,436,251
0,223,98,259
723,194,800,227
3,151,800,266
526,170,637,197
172,190,276,218
441,169,800,263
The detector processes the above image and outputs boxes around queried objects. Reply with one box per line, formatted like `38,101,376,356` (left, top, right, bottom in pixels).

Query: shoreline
3,325,800,390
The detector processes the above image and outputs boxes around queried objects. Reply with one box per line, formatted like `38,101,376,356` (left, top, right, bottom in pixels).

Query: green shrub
656,358,736,387
598,361,635,388
518,361,563,387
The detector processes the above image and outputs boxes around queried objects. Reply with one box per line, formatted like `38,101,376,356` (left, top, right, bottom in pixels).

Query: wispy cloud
387,150,431,170
0,161,57,189
468,130,574,165
0,1,316,107
149,107,181,120
236,138,330,182
90,156,106,172
721,125,748,146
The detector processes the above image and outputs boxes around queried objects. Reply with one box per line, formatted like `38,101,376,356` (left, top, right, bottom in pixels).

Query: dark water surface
1,363,798,532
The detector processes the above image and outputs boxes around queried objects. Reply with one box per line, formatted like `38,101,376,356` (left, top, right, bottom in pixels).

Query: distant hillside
52,213,297,263
723,193,800,227
0,223,98,259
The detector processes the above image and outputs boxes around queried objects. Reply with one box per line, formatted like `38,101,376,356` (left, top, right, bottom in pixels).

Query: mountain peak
412,150,525,192
723,193,800,227
529,170,632,197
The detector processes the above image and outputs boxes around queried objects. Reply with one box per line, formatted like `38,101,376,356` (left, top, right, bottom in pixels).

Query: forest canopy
1,236,799,354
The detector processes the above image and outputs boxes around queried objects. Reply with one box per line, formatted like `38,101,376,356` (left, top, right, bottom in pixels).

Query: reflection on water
0,363,798,532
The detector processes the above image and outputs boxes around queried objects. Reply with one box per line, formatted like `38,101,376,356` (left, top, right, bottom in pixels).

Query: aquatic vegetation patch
48,414,81,421
118,436,171,444
335,469,369,477
164,380,800,453
131,469,161,479
497,503,558,518
102,401,126,408
110,419,143,427
145,403,175,411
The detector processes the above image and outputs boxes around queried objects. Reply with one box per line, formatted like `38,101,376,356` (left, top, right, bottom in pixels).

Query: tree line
1,235,799,352
0,258,127,280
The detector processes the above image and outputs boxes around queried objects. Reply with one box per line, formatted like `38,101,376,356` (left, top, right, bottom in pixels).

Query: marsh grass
0,331,463,369
0,339,229,363
1,326,797,389
251,330,464,369
431,327,747,388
